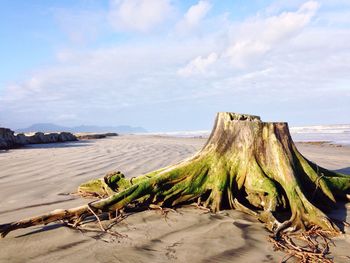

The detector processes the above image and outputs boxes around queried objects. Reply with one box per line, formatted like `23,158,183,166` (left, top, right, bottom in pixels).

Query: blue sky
0,0,349,131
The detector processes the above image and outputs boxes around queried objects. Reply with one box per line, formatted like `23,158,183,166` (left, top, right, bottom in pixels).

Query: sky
0,0,349,132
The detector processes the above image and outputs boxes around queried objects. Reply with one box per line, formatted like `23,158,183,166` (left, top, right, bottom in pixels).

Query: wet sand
0,135,349,262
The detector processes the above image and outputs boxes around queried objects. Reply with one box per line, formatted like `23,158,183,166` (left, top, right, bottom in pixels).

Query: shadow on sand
326,166,350,232
335,167,350,174
15,224,65,238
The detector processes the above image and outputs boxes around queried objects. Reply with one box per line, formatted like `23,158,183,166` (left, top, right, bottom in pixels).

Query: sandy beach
0,135,349,262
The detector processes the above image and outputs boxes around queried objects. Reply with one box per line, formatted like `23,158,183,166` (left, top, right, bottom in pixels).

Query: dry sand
0,135,349,262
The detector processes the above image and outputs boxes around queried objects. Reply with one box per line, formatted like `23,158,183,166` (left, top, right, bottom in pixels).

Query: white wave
290,124,350,134
147,130,211,138
147,124,350,145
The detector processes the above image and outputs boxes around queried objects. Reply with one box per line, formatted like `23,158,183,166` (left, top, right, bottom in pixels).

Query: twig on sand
87,203,105,232
149,204,176,222
269,226,335,263
63,205,128,240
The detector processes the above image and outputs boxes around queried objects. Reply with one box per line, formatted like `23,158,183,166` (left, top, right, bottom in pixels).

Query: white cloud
176,1,320,73
176,0,212,33
225,1,319,67
178,52,218,76
0,38,218,127
108,0,172,32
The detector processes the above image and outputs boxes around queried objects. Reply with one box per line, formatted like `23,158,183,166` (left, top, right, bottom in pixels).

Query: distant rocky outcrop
0,128,18,149
76,133,118,140
0,128,77,150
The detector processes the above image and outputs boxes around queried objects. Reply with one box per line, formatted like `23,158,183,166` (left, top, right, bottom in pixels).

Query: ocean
149,124,350,146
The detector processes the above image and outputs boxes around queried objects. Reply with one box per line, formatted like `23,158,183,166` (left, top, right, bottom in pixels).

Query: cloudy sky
0,0,349,131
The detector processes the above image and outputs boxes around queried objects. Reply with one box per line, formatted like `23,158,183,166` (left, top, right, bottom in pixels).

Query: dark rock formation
76,132,118,140
58,132,77,142
104,133,118,137
15,133,28,145
0,128,17,149
0,128,77,150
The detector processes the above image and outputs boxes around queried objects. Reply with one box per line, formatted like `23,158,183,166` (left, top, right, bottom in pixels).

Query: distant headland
15,123,147,134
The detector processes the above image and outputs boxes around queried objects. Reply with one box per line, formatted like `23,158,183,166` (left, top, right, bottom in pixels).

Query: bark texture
1,112,350,237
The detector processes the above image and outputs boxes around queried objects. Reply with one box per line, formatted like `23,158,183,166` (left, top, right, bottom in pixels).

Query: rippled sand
0,135,349,262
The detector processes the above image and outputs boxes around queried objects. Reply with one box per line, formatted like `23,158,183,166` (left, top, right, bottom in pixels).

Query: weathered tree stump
1,112,349,238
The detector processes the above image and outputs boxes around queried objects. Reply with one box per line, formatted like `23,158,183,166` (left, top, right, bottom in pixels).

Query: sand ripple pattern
0,136,349,262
